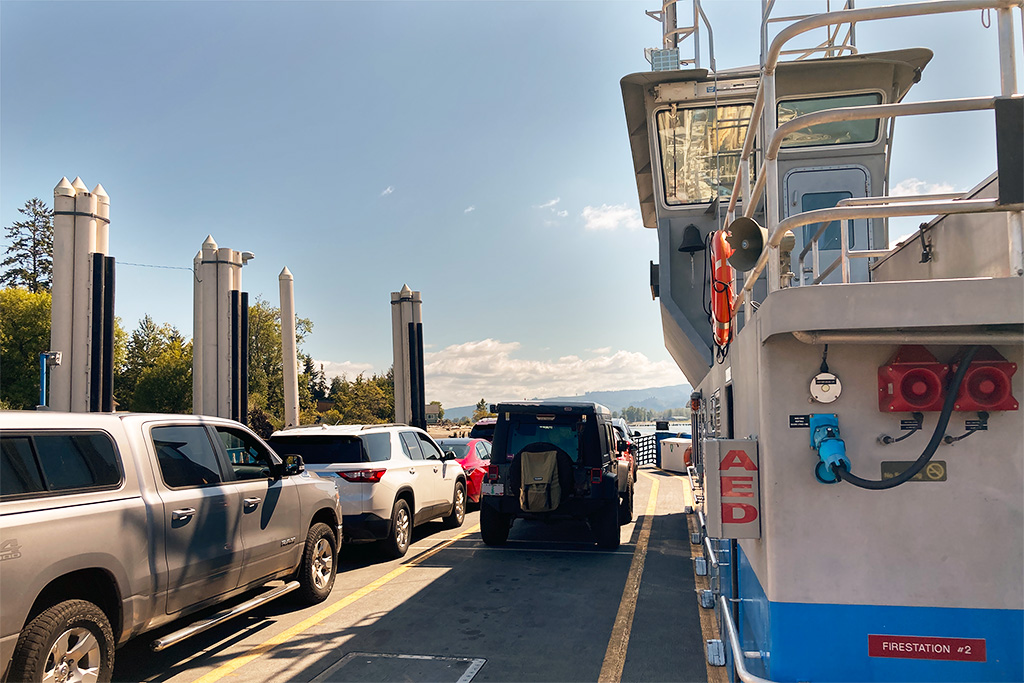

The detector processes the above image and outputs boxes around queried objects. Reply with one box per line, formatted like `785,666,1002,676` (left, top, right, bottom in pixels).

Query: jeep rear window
1,432,122,498
501,415,590,464
268,433,390,464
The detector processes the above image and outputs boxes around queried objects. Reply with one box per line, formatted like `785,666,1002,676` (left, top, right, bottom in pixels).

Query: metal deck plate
311,652,486,683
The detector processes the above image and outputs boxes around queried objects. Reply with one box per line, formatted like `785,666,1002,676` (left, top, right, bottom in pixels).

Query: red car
436,437,492,503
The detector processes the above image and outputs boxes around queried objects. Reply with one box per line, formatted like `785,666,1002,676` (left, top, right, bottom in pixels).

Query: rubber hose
833,345,979,490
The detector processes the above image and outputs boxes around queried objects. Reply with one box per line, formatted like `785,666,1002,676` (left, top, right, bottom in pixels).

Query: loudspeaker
726,217,767,271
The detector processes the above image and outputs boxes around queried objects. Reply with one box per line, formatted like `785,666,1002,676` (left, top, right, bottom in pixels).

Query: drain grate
311,652,486,683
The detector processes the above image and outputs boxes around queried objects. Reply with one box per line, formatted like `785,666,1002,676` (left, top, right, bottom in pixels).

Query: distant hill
443,384,693,421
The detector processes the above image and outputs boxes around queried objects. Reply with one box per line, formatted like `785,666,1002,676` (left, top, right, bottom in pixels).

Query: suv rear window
269,432,391,464
1,432,122,498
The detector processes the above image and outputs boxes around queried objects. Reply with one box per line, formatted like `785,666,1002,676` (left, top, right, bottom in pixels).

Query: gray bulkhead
621,49,932,387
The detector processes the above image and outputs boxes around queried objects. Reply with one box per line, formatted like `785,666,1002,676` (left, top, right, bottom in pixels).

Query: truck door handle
409,468,416,475
172,508,196,521
243,497,262,508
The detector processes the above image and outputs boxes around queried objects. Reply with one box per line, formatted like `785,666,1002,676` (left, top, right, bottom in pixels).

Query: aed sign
703,439,760,539
868,634,986,662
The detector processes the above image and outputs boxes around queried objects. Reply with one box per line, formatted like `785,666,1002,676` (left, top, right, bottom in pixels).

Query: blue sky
2,1,1019,409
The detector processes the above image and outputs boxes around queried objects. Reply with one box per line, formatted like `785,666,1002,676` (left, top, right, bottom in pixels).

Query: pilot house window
777,93,883,147
656,103,753,205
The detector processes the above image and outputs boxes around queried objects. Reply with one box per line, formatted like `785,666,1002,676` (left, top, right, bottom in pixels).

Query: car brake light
486,464,499,482
338,469,387,483
591,467,602,484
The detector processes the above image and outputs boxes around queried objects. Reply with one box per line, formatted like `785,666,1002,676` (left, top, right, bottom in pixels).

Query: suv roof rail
360,423,409,430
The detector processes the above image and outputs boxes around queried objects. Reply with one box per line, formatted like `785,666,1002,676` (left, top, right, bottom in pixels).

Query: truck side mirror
617,439,629,452
283,454,305,476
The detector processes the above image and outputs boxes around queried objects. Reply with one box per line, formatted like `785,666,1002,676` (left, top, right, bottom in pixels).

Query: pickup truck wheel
595,500,621,550
296,523,337,604
382,499,411,559
443,481,466,529
619,477,634,525
480,503,510,546
9,599,114,683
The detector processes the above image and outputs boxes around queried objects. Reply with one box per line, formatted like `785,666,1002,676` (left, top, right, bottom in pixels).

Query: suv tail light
338,469,387,483
485,464,499,483
591,467,602,484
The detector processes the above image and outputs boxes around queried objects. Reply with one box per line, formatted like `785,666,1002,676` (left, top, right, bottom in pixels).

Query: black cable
944,412,989,444
833,346,979,490
820,345,829,374
880,412,924,444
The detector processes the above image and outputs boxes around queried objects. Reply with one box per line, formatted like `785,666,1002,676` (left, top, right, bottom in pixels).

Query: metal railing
720,0,1023,321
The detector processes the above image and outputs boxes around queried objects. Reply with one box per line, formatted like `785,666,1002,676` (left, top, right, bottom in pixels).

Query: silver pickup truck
0,411,343,683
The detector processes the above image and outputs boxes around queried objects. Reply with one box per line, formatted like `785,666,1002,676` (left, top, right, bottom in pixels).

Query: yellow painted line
191,524,480,683
598,474,660,683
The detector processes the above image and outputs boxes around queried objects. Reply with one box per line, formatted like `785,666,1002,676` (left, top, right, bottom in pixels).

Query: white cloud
888,178,958,246
891,178,956,196
423,338,683,408
556,210,568,218
313,359,376,381
380,186,395,196
464,205,476,214
535,198,561,209
581,204,643,231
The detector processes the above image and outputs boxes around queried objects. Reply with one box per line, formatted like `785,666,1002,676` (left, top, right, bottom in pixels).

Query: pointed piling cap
202,235,218,250
279,266,293,280
400,284,412,295
71,177,88,193
54,177,76,197
91,183,109,204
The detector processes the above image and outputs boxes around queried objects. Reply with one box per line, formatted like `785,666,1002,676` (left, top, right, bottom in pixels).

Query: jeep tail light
591,467,602,484
338,469,387,483
951,346,1019,411
878,345,948,412
486,464,499,482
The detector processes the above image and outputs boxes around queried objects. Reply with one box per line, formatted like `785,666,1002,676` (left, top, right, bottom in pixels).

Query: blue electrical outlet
809,413,850,483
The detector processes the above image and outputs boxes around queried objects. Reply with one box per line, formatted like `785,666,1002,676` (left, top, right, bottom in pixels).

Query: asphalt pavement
114,469,720,683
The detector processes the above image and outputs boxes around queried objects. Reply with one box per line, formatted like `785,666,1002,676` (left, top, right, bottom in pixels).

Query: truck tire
595,500,621,550
443,481,466,529
619,477,634,525
382,499,412,559
296,522,337,604
8,599,115,683
480,502,510,546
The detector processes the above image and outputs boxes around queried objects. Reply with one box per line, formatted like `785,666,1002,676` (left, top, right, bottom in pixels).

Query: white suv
268,424,466,558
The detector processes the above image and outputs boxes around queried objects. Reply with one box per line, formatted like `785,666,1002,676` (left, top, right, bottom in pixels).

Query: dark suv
479,402,633,549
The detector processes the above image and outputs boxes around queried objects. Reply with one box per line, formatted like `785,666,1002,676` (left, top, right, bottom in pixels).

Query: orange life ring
710,230,735,347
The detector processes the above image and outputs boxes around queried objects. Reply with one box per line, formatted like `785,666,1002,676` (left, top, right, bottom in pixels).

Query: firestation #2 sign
704,439,761,539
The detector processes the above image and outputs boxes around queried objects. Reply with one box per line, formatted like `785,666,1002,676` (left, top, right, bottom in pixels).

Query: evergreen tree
1,198,53,293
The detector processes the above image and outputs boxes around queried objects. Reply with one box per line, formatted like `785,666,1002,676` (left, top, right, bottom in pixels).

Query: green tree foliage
0,287,51,408
247,297,312,423
1,198,53,293
132,342,192,413
115,315,186,410
472,398,495,422
326,371,394,424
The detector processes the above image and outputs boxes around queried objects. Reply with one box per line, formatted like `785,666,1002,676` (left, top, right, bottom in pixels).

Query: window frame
211,424,282,482
655,99,756,207
150,423,230,490
776,90,885,150
0,430,125,500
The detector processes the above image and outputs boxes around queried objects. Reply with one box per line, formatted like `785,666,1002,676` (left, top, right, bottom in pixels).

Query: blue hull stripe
733,546,1024,682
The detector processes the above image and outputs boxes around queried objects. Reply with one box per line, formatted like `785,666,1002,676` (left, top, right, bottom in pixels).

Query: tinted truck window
0,432,121,497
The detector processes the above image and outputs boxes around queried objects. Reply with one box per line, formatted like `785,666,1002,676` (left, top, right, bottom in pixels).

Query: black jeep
479,401,634,549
